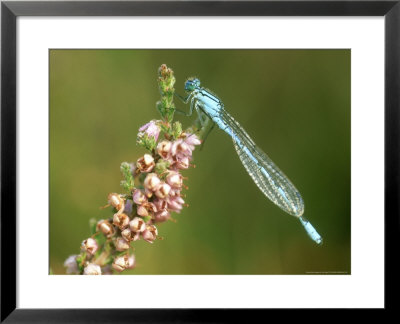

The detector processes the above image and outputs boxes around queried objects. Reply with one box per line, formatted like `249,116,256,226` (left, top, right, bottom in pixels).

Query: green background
50,49,350,274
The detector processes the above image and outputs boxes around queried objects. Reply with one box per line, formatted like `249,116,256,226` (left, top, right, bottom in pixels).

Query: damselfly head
184,78,200,92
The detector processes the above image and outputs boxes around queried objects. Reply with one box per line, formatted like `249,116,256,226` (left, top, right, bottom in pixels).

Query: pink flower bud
167,196,185,213
171,139,191,158
124,199,133,215
144,173,161,191
115,237,130,251
112,255,135,273
184,133,201,148
137,202,156,217
83,263,102,275
96,220,114,237
155,182,171,199
142,225,158,243
157,140,172,160
132,189,147,205
129,217,146,233
64,255,79,274
154,209,171,223
108,193,124,211
127,254,136,269
121,228,140,242
174,156,190,169
136,153,155,173
137,204,148,217
112,256,128,272
166,171,183,189
81,238,98,255
153,198,168,212
113,212,130,230
138,120,161,141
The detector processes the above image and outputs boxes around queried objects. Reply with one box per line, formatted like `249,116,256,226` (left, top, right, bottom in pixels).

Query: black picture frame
1,0,398,321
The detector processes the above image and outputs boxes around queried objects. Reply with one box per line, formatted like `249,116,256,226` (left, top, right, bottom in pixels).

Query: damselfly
176,77,323,245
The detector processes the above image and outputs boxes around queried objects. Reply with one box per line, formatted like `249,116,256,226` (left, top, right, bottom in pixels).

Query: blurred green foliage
50,49,350,274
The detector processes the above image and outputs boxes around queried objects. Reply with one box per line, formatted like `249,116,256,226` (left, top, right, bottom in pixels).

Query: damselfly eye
184,81,195,92
184,78,201,92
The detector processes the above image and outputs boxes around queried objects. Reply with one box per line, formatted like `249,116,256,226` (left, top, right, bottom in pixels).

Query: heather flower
138,120,161,141
132,189,147,205
113,212,130,230
137,202,156,217
170,133,201,170
174,156,190,170
154,209,171,223
112,256,129,272
124,199,133,215
112,254,136,272
153,197,168,211
115,237,130,251
142,225,158,243
96,219,114,237
171,133,201,158
155,182,171,199
64,255,79,274
166,171,183,189
157,140,173,161
127,255,136,269
65,64,202,275
144,173,161,192
184,133,201,150
167,195,185,213
129,217,146,233
83,263,102,275
136,153,155,173
171,139,192,159
81,238,98,255
121,228,140,242
108,193,124,213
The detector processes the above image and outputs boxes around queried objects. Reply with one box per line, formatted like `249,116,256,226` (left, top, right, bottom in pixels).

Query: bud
127,254,136,269
154,209,171,223
167,196,185,213
185,133,202,148
132,189,147,205
155,182,171,199
124,199,133,215
153,198,168,212
138,120,161,142
81,238,98,255
136,153,155,173
115,237,130,251
174,156,190,169
121,228,140,242
113,212,130,230
137,202,156,217
129,217,146,233
64,255,79,274
157,140,172,160
166,171,183,189
83,263,102,275
171,139,191,158
144,173,161,191
112,255,130,272
108,193,124,211
142,225,158,243
96,219,114,237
